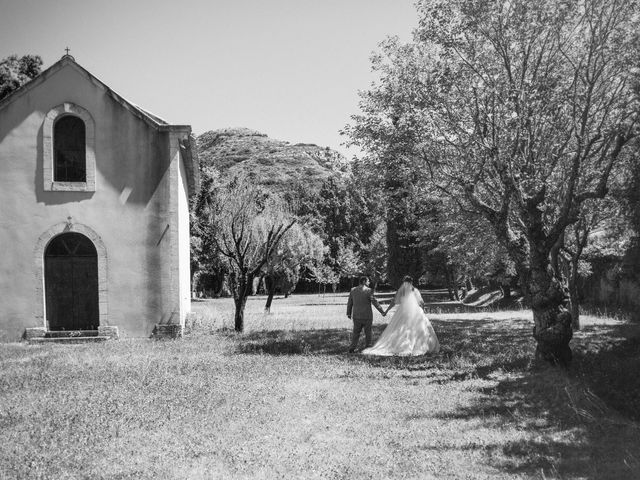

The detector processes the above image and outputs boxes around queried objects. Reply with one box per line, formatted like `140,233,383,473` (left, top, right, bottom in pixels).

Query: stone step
29,336,110,344
45,330,100,338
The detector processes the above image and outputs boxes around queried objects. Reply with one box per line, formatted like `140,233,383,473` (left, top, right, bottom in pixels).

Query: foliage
190,165,229,294
577,198,633,264
312,175,379,258
418,195,517,290
621,153,640,234
346,144,428,287
333,239,364,280
350,0,640,270
0,54,42,101
615,151,640,274
291,172,385,288
360,222,388,288
262,222,326,310
306,261,340,292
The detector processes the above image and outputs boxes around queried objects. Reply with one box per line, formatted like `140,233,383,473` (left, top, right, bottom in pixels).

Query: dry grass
1,292,639,479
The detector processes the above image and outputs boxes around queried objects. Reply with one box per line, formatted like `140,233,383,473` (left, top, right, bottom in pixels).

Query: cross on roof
65,47,70,55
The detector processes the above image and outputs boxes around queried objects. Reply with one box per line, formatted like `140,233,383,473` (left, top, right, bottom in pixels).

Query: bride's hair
402,275,413,284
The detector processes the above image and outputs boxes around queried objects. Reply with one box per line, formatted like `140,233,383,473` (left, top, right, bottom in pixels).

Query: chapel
0,54,199,341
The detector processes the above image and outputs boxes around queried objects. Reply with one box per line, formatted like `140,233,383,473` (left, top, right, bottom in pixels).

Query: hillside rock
197,128,348,191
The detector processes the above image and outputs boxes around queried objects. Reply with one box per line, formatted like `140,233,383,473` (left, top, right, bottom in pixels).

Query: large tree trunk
568,260,581,330
233,296,247,332
214,271,227,297
493,200,574,366
233,274,253,332
264,275,276,313
190,268,199,299
523,262,573,366
386,217,423,287
465,277,474,291
444,264,459,301
256,274,265,295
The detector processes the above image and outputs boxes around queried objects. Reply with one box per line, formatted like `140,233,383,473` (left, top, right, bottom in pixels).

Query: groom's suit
347,285,384,351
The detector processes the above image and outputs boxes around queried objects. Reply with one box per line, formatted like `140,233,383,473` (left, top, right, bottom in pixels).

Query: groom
346,276,386,353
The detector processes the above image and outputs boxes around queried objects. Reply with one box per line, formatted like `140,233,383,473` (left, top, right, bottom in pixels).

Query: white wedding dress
362,282,440,356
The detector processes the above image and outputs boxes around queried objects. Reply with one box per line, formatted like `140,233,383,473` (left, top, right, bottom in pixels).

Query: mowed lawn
1,292,640,480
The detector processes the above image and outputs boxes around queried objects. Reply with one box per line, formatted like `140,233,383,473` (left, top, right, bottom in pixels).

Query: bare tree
206,176,295,331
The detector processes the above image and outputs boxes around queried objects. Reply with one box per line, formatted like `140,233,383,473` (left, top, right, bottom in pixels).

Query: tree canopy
0,54,42,101
346,0,640,364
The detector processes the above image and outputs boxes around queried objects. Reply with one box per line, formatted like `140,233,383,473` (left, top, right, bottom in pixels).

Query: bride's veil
395,281,418,307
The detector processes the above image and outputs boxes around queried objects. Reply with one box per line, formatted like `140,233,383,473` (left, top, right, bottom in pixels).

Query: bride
362,276,440,356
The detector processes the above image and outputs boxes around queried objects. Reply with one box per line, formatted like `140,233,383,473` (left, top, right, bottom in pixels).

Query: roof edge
0,57,70,112
0,55,190,132
179,134,200,198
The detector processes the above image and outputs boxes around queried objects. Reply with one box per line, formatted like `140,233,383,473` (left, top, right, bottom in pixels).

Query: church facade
0,55,198,341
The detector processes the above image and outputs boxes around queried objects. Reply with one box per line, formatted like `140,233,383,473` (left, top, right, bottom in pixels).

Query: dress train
362,285,439,356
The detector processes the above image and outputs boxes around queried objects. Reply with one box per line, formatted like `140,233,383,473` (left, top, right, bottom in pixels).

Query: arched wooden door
45,232,99,330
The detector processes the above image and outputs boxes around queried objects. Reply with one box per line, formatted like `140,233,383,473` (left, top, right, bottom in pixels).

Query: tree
559,216,592,330
617,151,640,285
334,239,364,284
423,202,518,297
204,175,295,331
567,194,634,317
346,144,428,287
347,0,640,364
361,222,388,290
190,165,229,297
308,261,340,295
262,223,325,312
292,172,387,289
310,175,378,259
0,54,42,101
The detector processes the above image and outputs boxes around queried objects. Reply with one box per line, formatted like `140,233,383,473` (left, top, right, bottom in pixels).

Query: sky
0,0,417,157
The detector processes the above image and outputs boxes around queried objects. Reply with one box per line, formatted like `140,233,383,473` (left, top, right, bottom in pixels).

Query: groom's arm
383,298,395,316
369,293,385,315
346,292,353,318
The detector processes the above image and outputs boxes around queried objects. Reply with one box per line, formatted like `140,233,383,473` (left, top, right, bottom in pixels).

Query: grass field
1,292,639,479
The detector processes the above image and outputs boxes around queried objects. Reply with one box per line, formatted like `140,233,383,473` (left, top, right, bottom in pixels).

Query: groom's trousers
350,317,373,350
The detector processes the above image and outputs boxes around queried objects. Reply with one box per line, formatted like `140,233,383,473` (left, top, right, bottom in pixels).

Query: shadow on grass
232,316,532,376
236,316,533,376
427,321,640,479
233,315,640,479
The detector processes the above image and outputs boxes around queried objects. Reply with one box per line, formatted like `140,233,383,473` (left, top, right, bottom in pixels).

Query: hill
197,128,349,191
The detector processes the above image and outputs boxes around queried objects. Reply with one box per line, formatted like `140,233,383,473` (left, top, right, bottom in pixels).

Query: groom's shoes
348,348,356,353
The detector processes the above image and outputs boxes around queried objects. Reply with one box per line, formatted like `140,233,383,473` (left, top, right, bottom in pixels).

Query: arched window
54,116,86,182
43,103,96,192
